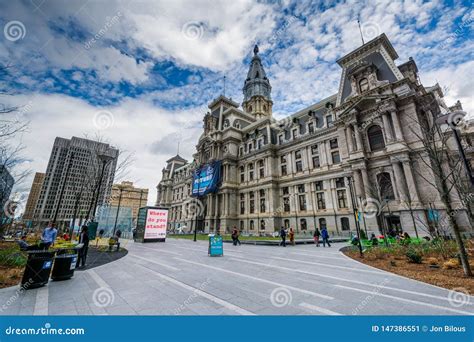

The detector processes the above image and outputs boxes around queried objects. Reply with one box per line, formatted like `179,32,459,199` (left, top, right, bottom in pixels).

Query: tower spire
242,44,272,118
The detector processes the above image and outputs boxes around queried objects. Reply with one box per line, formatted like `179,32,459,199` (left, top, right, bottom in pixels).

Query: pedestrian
321,227,331,247
313,228,320,247
231,227,241,246
77,225,89,269
370,233,378,246
39,221,58,250
16,234,35,251
289,227,295,246
279,227,287,247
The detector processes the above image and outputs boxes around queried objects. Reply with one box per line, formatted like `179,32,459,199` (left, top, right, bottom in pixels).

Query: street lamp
435,111,474,188
346,176,363,257
112,185,124,237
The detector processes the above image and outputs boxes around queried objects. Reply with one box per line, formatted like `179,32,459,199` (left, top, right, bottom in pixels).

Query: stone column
381,113,394,143
390,110,404,141
402,161,420,202
360,167,370,199
301,146,309,171
223,193,227,216
325,140,332,165
392,162,408,202
354,125,363,151
353,169,363,198
319,141,327,166
346,126,354,153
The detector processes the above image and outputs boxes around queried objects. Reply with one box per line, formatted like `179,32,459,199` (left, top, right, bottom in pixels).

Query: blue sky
1,0,473,208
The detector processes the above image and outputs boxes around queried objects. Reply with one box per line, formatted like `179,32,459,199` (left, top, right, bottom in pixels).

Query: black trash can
21,250,56,289
51,251,78,281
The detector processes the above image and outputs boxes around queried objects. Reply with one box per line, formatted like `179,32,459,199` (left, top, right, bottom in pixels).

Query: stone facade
23,172,45,221
156,34,472,237
34,136,118,229
110,181,148,224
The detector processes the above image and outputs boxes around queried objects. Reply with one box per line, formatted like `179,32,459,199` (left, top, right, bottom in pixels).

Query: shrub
359,229,367,240
0,247,27,268
365,247,386,260
406,248,423,264
442,258,460,270
427,257,438,266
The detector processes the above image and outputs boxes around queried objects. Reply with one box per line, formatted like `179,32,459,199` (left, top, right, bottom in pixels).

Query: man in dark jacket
279,227,287,247
77,225,90,268
321,227,331,247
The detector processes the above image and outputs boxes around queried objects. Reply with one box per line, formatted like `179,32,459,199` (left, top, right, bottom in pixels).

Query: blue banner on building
192,161,221,197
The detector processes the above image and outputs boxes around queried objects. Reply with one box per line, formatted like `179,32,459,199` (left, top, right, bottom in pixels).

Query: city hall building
156,34,471,236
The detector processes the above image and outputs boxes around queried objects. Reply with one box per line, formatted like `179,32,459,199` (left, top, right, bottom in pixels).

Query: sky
0,0,473,214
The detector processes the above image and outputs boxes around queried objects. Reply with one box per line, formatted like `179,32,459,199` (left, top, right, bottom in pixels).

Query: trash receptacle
51,250,78,281
21,250,56,289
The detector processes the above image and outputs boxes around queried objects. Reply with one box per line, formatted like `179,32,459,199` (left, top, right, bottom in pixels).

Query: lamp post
346,176,363,257
435,111,474,188
112,185,124,237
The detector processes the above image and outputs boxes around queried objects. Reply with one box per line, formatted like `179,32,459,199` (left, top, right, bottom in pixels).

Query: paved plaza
0,239,473,316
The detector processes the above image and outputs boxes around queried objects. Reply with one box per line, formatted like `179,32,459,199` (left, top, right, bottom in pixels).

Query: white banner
144,208,168,240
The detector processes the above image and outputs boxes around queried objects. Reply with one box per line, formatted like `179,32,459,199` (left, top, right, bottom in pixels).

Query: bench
108,237,120,252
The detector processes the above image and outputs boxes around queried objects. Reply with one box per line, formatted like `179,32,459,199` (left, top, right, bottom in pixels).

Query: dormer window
359,78,369,92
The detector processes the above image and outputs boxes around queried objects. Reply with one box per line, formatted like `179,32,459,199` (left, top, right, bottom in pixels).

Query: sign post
208,234,223,257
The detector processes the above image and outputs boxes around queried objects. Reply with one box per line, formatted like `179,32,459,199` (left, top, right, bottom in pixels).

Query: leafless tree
403,100,472,277
0,64,31,233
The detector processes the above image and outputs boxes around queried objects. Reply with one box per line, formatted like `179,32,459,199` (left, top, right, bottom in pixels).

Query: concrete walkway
0,239,472,315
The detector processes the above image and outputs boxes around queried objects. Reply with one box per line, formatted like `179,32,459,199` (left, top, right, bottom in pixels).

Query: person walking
279,227,287,247
77,225,90,269
289,227,295,246
321,227,331,247
313,228,320,247
39,221,58,250
231,227,241,246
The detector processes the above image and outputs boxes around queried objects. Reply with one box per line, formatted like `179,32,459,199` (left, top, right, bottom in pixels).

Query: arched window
377,172,395,200
260,220,266,230
359,78,369,92
284,219,290,229
367,125,385,151
248,105,253,112
319,218,327,229
300,219,307,231
250,220,254,230
233,120,241,129
341,217,350,231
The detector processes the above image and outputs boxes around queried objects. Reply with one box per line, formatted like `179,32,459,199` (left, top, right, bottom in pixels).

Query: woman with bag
313,228,320,247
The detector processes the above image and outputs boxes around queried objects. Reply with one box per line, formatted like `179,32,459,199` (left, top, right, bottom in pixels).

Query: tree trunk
440,182,472,277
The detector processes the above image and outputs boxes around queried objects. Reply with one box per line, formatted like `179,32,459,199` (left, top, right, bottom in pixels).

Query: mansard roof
166,154,187,164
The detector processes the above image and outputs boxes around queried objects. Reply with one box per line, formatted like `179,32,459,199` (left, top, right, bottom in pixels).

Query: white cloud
5,92,205,207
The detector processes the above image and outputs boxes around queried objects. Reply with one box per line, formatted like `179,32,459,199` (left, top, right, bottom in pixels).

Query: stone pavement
0,239,473,315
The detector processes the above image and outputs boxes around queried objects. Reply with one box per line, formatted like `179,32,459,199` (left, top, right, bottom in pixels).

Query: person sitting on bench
16,235,36,251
